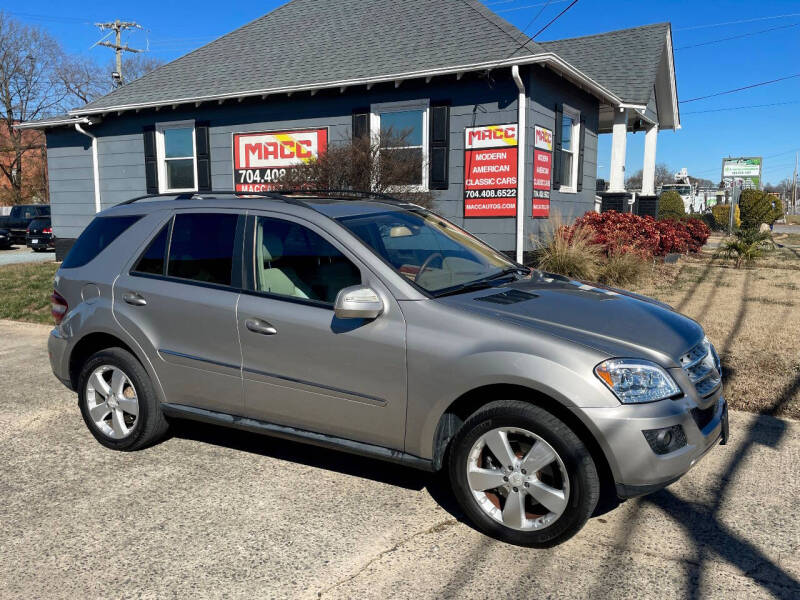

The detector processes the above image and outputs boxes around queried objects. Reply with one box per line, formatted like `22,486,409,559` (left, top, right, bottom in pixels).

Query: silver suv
48,191,728,547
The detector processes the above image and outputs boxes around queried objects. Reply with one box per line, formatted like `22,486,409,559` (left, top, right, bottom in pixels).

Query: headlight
595,358,681,404
704,336,721,373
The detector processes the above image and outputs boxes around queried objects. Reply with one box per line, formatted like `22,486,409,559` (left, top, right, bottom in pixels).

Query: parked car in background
47,191,728,548
0,227,11,249
26,217,55,252
0,204,51,245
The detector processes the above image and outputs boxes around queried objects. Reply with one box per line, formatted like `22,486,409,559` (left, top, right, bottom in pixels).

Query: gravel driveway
1,320,798,599
0,245,56,266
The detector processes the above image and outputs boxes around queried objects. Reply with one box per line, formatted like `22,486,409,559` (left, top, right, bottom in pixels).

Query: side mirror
334,285,384,320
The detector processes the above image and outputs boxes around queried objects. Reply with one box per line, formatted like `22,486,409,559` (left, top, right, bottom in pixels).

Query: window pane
380,147,423,186
62,216,142,269
163,127,194,158
133,223,169,275
380,110,423,147
255,216,361,303
168,213,238,286
166,158,195,190
559,150,573,187
562,116,574,152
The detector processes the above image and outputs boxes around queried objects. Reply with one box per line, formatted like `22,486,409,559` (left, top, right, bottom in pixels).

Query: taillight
43,227,52,234
51,291,68,324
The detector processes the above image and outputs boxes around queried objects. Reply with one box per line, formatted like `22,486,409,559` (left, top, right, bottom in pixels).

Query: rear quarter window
62,215,142,269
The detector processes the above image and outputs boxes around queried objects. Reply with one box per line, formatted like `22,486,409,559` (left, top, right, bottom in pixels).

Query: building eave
65,53,626,118
14,116,93,130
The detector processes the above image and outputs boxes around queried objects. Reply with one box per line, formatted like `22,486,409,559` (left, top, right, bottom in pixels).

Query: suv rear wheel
77,348,169,451
449,400,599,547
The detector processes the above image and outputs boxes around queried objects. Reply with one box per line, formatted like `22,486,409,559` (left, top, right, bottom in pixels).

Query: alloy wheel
466,427,570,531
85,365,140,439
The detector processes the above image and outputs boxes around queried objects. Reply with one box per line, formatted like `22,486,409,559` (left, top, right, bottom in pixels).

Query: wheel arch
68,331,141,391
431,384,616,492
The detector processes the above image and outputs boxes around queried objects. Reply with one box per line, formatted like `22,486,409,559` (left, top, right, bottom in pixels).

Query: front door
113,210,245,415
236,213,407,450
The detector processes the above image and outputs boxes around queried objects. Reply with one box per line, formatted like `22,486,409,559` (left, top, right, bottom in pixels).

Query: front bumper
582,390,728,498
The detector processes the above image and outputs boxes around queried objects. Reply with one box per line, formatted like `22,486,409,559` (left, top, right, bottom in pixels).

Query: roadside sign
463,124,518,218
533,126,553,218
233,128,328,192
722,157,762,190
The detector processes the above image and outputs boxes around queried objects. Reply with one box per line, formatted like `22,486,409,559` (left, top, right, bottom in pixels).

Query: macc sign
233,128,328,192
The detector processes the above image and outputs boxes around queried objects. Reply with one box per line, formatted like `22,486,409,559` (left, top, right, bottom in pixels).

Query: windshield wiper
434,268,522,298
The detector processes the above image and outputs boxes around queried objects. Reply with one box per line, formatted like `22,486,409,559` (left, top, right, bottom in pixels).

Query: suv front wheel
78,348,169,451
449,400,599,547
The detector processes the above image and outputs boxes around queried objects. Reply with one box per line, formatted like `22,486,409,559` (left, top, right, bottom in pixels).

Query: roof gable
540,23,670,105
76,0,541,113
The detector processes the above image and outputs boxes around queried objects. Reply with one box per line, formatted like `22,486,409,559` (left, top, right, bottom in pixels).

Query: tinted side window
167,213,238,286
62,216,142,269
132,222,170,275
254,216,361,303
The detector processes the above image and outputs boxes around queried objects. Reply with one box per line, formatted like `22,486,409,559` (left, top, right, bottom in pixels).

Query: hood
437,272,703,366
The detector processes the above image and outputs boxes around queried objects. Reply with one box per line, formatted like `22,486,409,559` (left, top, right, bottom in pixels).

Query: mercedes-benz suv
48,191,728,547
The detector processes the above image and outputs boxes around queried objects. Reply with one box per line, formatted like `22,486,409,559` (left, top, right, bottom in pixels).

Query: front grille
679,341,721,398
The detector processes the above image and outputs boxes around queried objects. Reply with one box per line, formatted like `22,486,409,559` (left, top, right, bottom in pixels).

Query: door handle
245,318,278,336
123,292,147,306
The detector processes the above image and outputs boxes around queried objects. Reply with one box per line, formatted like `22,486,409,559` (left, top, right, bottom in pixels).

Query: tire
449,400,599,547
77,347,169,451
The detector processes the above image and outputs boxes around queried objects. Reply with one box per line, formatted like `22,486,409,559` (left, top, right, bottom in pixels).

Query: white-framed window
156,120,198,193
370,99,429,190
558,106,580,193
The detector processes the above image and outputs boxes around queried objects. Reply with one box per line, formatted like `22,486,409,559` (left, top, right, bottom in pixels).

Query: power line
496,1,570,14
504,0,578,57
680,73,800,104
682,99,800,114
675,22,800,50
518,0,554,33
675,13,800,31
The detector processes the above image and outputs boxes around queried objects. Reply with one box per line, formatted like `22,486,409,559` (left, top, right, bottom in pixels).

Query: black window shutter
195,121,212,192
352,109,369,141
552,104,563,187
143,125,159,194
429,102,450,190
577,117,586,192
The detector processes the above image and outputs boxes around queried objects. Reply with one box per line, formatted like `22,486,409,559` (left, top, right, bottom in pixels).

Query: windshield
336,208,517,294
662,185,692,196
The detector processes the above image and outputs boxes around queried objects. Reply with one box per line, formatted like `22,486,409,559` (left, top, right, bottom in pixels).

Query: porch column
641,124,659,196
608,107,628,192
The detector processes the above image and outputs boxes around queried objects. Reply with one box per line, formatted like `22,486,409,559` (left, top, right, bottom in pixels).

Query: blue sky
4,0,800,185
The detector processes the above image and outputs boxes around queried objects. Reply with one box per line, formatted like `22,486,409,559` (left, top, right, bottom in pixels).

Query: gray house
19,0,679,261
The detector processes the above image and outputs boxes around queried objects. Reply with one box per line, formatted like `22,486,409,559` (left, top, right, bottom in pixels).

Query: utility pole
95,20,143,87
793,152,798,216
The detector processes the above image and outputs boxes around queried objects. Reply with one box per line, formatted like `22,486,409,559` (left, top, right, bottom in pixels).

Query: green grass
0,262,59,324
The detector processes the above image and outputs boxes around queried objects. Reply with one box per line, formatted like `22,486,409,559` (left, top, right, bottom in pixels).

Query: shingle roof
539,23,670,106
75,0,542,114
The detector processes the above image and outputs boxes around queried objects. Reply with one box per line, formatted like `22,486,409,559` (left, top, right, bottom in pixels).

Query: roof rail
272,188,399,201
117,190,282,206
117,189,401,207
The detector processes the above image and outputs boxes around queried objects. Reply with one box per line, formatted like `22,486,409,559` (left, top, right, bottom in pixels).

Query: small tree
658,190,686,220
280,132,433,207
738,190,774,230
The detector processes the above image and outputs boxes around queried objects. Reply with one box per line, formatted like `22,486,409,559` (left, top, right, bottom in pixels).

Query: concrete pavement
0,320,798,599
0,245,56,266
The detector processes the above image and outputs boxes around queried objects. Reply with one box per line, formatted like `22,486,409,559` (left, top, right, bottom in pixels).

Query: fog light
643,425,687,455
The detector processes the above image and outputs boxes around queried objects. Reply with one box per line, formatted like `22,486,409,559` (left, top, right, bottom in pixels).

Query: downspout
74,123,101,213
511,65,526,264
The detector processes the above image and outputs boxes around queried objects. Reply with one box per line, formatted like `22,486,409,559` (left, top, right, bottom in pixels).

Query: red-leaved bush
564,211,710,257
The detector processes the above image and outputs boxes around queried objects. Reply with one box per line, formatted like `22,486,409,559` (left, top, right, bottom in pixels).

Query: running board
161,403,435,472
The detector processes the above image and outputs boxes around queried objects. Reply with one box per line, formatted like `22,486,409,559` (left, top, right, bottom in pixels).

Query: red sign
464,124,518,218
233,128,328,192
533,148,552,218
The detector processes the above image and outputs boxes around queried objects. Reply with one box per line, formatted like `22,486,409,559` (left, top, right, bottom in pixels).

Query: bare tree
58,53,163,106
0,11,68,204
625,163,673,191
281,131,434,207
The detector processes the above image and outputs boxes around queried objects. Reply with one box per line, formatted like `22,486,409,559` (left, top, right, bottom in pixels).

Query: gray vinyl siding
45,67,599,253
